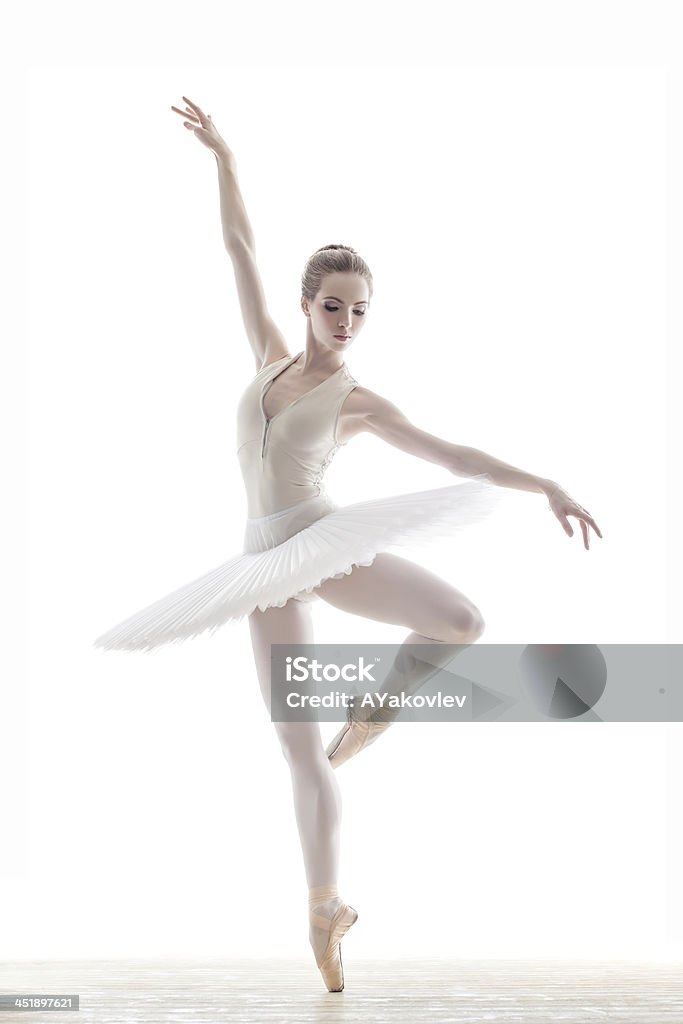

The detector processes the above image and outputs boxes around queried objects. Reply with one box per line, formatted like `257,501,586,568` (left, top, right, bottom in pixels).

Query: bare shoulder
337,384,400,444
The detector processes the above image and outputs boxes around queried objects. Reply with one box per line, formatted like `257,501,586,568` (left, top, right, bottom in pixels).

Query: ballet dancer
95,95,603,991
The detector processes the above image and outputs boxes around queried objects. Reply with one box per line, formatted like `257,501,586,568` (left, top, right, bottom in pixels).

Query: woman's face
303,272,370,354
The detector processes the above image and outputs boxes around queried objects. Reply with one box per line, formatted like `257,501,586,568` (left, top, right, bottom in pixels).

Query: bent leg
248,599,342,889
315,552,485,723
315,552,484,639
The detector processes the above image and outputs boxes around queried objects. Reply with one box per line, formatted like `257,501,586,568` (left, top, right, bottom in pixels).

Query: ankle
308,884,338,906
309,884,342,915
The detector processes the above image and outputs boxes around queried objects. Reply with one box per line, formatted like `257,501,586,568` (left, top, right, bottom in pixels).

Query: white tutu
93,475,502,653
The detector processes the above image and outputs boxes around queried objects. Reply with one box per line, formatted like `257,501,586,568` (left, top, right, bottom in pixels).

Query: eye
324,303,366,316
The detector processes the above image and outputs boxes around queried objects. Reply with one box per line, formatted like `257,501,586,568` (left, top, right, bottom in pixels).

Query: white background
3,0,682,960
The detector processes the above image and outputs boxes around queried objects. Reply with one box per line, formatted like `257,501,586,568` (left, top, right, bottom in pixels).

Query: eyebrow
323,295,368,305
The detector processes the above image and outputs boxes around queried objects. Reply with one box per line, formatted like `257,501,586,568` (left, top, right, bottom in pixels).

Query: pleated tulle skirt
93,474,503,653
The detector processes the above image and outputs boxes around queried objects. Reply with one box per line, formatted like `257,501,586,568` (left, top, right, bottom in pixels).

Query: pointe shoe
326,704,392,769
309,901,359,992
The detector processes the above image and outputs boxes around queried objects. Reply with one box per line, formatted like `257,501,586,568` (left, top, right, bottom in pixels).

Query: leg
314,553,485,761
248,599,354,978
248,598,341,888
315,551,485,640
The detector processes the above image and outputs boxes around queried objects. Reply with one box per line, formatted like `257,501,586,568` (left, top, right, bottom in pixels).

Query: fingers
555,499,604,548
171,105,198,120
182,95,208,123
575,507,603,541
171,97,210,129
571,511,604,549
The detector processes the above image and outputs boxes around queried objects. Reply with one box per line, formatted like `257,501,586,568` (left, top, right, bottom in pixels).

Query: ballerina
94,95,603,991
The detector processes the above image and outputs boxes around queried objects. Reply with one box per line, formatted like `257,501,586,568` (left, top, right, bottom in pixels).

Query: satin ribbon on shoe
308,885,359,992
325,702,393,769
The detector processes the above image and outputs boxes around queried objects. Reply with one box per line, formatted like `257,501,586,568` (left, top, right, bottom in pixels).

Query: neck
299,339,345,376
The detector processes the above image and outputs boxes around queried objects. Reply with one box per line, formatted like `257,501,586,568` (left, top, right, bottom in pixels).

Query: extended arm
350,386,603,547
355,388,556,497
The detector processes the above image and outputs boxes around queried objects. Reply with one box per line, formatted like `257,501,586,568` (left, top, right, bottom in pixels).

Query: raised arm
171,96,289,372
216,161,289,372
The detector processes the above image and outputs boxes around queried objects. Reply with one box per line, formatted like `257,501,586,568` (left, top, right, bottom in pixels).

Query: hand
547,485,603,551
170,95,234,163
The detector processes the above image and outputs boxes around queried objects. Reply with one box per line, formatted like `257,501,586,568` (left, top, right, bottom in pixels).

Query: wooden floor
1,958,682,1022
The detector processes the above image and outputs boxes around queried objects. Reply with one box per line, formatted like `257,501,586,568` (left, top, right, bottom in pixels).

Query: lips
334,335,350,340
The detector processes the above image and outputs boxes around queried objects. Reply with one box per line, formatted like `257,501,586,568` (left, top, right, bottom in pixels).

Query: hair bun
315,243,357,255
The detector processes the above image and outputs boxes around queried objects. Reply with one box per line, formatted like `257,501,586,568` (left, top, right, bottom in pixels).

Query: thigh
248,598,322,760
313,552,484,640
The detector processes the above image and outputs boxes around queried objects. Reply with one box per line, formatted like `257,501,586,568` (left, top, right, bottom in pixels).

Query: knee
278,741,298,766
274,723,318,768
434,603,486,643
275,727,300,765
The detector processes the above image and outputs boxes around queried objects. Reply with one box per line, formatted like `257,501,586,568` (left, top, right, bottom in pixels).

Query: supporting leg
247,599,359,987
248,599,343,889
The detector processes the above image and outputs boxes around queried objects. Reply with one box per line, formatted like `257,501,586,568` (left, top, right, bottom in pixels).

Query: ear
300,297,310,317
